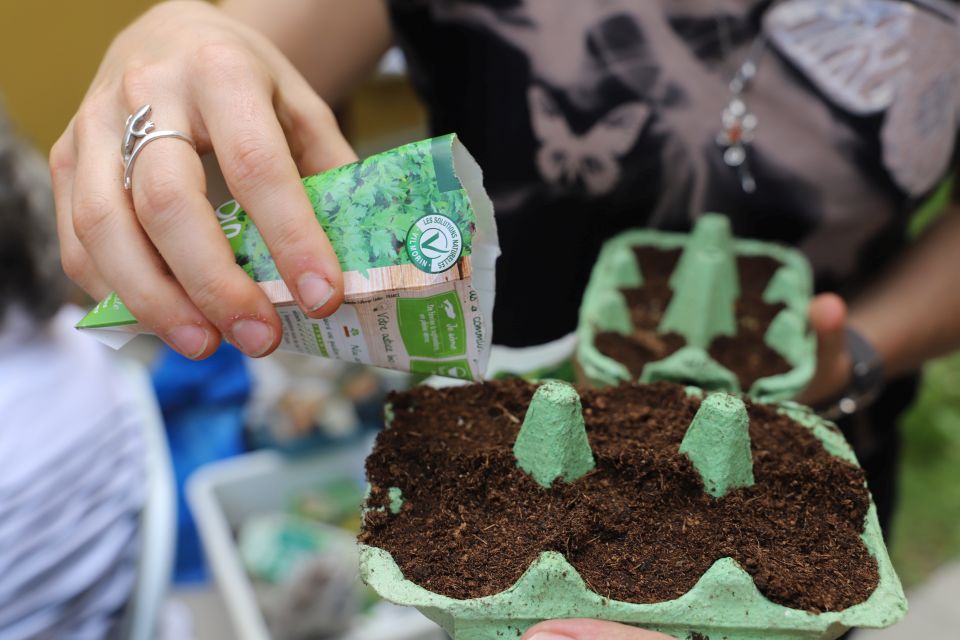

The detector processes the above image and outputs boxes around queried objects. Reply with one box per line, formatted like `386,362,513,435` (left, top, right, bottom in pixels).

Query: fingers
523,619,674,640
245,26,357,175
70,104,221,360
796,293,851,405
128,104,283,358
50,129,110,299
57,30,357,358
191,45,344,318
274,70,358,175
809,292,846,339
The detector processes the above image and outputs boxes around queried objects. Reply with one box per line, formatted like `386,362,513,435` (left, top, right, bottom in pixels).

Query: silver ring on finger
122,104,196,190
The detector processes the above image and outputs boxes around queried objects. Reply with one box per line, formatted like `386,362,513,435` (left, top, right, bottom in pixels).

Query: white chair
116,359,177,640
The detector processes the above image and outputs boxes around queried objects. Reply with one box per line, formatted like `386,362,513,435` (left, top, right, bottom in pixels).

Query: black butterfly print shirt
388,0,960,346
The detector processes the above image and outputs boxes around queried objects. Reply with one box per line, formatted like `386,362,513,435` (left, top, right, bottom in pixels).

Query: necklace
714,14,770,194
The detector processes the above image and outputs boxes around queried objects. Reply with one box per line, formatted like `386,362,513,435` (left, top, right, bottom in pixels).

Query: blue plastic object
152,343,251,583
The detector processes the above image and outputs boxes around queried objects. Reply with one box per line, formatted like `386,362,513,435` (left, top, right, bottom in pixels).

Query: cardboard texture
512,381,596,488
679,393,755,498
659,216,740,348
76,135,500,381
360,383,907,640
577,215,815,400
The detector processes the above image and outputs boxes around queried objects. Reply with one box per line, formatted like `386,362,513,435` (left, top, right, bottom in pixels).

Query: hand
795,293,852,406
50,1,357,359
522,619,674,639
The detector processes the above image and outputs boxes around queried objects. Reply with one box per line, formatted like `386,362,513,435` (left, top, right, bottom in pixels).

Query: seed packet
77,135,499,380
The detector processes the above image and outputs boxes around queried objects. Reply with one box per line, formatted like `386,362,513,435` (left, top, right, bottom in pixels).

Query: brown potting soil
593,248,792,390
360,380,879,613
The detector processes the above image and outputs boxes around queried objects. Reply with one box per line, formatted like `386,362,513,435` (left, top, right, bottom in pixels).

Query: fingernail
167,325,209,359
231,319,274,357
298,272,335,312
528,633,574,640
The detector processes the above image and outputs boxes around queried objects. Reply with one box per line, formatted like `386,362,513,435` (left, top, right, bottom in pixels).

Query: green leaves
369,228,399,261
227,136,478,281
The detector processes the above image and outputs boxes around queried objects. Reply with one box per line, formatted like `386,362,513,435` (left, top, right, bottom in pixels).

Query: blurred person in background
0,105,145,638
48,1,960,638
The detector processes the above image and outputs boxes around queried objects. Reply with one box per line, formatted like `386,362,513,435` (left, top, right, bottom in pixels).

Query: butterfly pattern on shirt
430,1,701,205
428,0,787,220
766,0,960,196
528,84,650,195
418,0,959,279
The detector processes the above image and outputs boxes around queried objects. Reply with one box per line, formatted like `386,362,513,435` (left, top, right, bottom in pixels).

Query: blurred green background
891,354,960,586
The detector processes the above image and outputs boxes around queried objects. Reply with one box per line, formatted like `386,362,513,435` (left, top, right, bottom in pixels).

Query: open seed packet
77,135,499,381
577,215,814,400
359,380,906,640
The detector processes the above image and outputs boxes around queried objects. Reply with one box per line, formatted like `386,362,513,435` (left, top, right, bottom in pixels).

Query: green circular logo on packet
406,214,463,274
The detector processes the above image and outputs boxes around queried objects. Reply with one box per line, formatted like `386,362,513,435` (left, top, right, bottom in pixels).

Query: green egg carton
576,215,815,401
359,381,906,640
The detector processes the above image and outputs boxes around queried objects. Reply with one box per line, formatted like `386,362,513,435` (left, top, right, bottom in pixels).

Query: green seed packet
77,135,500,379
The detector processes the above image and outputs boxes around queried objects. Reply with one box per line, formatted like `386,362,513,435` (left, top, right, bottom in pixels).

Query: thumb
522,619,674,640
795,293,851,405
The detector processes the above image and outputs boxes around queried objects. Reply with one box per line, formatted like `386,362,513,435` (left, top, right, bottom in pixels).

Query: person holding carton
50,1,960,638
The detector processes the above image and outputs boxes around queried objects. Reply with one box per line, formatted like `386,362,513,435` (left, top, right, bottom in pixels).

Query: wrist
818,326,885,420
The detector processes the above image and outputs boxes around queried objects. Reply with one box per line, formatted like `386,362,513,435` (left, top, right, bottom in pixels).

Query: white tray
187,443,445,640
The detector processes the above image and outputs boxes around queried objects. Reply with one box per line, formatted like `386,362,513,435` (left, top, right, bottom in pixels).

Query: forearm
219,0,393,105
848,202,960,378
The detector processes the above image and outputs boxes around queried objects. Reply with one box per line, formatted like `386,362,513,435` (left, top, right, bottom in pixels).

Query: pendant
717,96,758,193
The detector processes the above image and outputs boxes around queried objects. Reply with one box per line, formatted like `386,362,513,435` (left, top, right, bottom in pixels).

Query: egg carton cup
576,215,815,401
359,381,906,640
